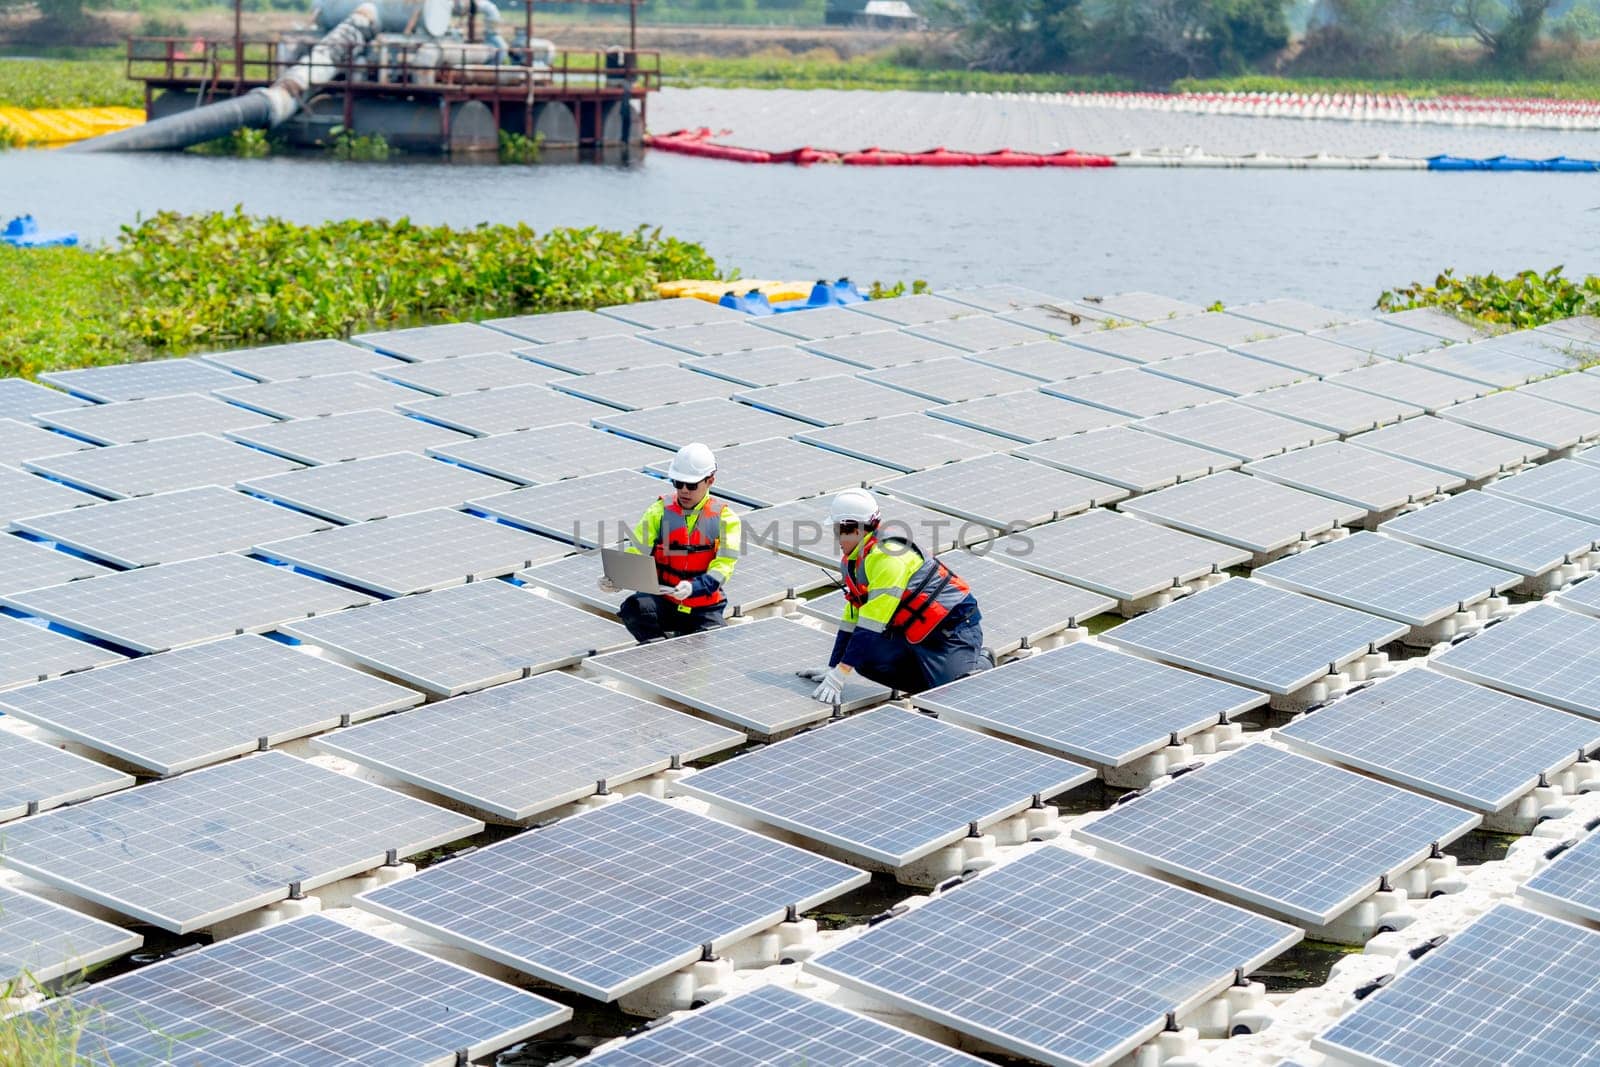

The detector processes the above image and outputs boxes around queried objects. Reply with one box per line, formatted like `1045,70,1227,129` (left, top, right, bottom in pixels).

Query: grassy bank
661,52,1136,93
1,211,724,378
0,56,138,108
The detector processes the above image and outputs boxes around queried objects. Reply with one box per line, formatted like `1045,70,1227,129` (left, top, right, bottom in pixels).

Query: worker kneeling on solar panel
800,488,989,700
599,442,742,642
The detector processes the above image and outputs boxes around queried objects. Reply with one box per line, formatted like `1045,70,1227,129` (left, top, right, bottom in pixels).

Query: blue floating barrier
2,215,78,248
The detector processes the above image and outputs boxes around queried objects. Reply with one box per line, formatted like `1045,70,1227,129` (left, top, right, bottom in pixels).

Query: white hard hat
667,442,716,483
829,488,881,526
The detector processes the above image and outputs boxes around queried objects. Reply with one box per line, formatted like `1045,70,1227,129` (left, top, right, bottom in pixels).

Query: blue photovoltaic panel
520,335,701,375
0,378,88,422
0,728,133,823
0,418,94,467
1133,399,1337,461
1521,367,1600,414
1042,368,1226,418
755,305,890,341
1141,349,1305,395
239,450,514,524
595,397,812,451
1314,905,1600,1067
467,467,665,547
1254,531,1519,627
1243,441,1463,516
1520,828,1600,925
914,641,1266,767
227,409,470,466
0,615,127,691
484,308,639,344
1239,380,1425,437
1378,490,1600,577
965,341,1136,382
427,422,669,485
41,358,246,402
637,320,794,358
399,382,614,437
0,751,481,932
1278,669,1600,812
214,372,421,419
1350,415,1546,483
861,357,1039,404
736,375,930,426
678,707,1092,866
1064,325,1216,364
938,283,1069,313
1151,311,1291,350
353,321,520,360
313,672,742,822
1100,579,1408,695
800,330,962,369
0,884,141,986
1232,298,1357,332
372,352,570,396
1,463,102,525
1117,469,1363,555
1313,319,1440,360
1433,604,1600,719
848,293,980,327
810,847,1301,1067
1016,425,1238,493
1083,291,1207,322
198,338,398,381
37,393,274,447
1075,744,1480,925
878,452,1127,530
1328,360,1490,414
1232,334,1373,376
1555,574,1600,619
581,984,989,1067
552,364,741,411
679,346,855,388
796,413,1011,473
0,533,111,595
598,297,747,330
24,433,301,500
929,390,1128,444
1381,306,1490,342
1485,458,1600,525
1408,342,1553,387
358,794,867,1000
31,914,569,1066
1440,390,1600,452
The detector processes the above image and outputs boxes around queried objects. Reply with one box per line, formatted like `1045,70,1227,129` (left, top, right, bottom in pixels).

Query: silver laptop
601,547,662,592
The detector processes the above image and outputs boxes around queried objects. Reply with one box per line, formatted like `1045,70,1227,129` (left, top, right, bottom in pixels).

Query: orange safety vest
652,495,727,609
841,535,973,645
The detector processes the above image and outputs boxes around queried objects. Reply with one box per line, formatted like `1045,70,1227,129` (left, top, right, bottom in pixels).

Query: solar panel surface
1243,440,1464,515
240,451,514,524
39,393,276,446
24,433,301,499
1015,425,1238,492
0,727,133,822
227,409,470,465
1378,490,1600,577
1432,603,1600,718
0,884,141,986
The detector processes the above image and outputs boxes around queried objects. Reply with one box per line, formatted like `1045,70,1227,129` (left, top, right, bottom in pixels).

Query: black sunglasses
671,477,707,491
834,520,865,533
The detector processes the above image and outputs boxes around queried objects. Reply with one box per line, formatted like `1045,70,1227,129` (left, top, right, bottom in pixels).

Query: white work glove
811,665,850,705
795,667,829,682
661,580,693,599
597,574,619,594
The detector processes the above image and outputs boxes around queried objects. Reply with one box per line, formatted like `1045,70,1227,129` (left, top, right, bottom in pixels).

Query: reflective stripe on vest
653,495,725,609
841,536,971,644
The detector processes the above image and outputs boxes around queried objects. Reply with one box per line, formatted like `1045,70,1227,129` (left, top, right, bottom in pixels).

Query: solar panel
0,616,125,691
38,392,276,446
680,706,1089,867
0,378,87,421
586,616,889,735
937,283,1067,313
801,548,1115,656
639,321,796,357
1244,440,1464,515
227,409,470,465
1075,744,1480,924
1230,298,1358,334
744,493,983,566
1,750,480,932
1239,379,1426,436
1279,668,1600,812
1254,530,1518,627
520,334,691,375
1133,400,1338,461
1312,319,1440,360
1232,334,1377,376
800,330,963,369
398,382,615,437
255,508,569,597
1083,291,1207,322
1,463,102,524
1408,343,1554,388
0,633,419,775
214,372,422,419
878,452,1127,530
34,913,568,1065
1043,368,1227,418
240,450,513,524
0,728,132,822
988,508,1248,602
862,356,1041,404
484,308,640,344
1521,369,1600,414
1378,490,1600,577
0,533,110,595
1118,470,1363,556
928,390,1128,444
809,846,1301,1067
198,338,398,381
1350,414,1546,482
909,316,1060,353
1063,325,1216,364
24,433,301,499
554,365,742,411
795,413,1011,473
468,468,665,546
1485,458,1600,524
0,884,141,986
596,397,812,450
283,579,629,696
1313,906,1600,1067
41,358,246,402
0,552,367,653
315,673,741,822
598,297,747,329
368,353,569,398
848,294,979,327
735,376,930,426
1327,359,1491,413
755,306,887,342
1521,828,1600,926
522,541,827,616
964,340,1137,382
915,640,1265,767
1101,578,1408,694
428,422,669,484
1432,604,1600,718
1441,390,1600,451
1153,312,1293,350
357,793,867,1000
990,304,1118,339
352,321,519,360
680,346,855,387
14,485,329,567
1016,425,1239,492
0,418,93,466
1381,306,1491,342
1540,316,1600,344
1466,329,1592,371
581,984,990,1067
645,437,896,508
1142,350,1307,396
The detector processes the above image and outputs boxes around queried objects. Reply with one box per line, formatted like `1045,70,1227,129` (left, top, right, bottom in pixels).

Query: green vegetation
1,211,724,378
326,124,391,160
1380,267,1600,330
662,50,1135,91
190,125,272,156
867,278,929,298
498,128,543,163
0,57,139,108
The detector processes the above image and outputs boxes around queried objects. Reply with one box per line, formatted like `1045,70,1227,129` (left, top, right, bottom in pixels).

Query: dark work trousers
619,593,727,643
849,607,989,695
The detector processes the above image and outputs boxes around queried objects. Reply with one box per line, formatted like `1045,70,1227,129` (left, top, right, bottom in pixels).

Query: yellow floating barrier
657,279,814,304
0,106,145,146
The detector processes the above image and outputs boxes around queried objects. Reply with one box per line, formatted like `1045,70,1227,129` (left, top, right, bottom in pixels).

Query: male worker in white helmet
599,442,742,642
798,488,987,702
